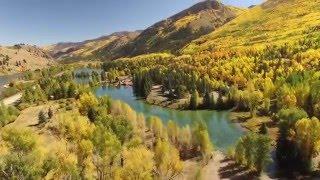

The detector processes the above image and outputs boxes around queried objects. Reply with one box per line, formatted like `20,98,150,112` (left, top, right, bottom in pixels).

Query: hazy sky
0,0,262,45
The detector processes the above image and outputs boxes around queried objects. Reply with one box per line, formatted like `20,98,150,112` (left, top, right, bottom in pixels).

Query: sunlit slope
46,31,141,60
183,0,320,54
0,44,54,74
123,0,244,56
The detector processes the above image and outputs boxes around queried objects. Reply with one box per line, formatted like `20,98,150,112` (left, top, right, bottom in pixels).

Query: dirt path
201,151,225,179
176,151,274,180
6,104,47,129
2,93,22,106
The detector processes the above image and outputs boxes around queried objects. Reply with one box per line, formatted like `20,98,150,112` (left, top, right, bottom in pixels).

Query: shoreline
95,77,280,144
144,84,279,143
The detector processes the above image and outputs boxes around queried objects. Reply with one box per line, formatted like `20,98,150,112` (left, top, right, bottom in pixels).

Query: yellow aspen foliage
135,113,146,139
120,146,154,180
167,120,179,145
77,139,95,179
78,92,99,115
0,128,47,179
45,140,80,179
149,116,166,140
263,77,275,98
55,112,95,141
154,139,183,179
294,117,320,161
178,125,192,149
198,130,214,163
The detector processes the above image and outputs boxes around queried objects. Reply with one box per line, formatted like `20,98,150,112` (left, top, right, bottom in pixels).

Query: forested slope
183,0,320,54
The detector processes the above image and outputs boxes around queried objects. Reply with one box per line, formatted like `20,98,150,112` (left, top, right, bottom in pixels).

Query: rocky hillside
122,0,243,56
182,0,320,54
0,44,54,75
46,31,141,61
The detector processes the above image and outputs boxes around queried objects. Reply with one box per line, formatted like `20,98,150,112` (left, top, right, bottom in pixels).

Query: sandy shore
146,85,190,109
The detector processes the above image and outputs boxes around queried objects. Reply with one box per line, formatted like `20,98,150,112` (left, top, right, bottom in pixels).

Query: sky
0,0,263,46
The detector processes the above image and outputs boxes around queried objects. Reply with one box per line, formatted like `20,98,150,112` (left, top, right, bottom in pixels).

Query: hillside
182,0,320,54
47,0,243,61
0,44,54,75
122,0,244,56
46,31,141,61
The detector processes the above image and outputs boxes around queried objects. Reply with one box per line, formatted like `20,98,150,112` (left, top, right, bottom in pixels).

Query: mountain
0,44,54,75
182,0,320,54
47,0,243,61
122,0,244,56
46,31,141,61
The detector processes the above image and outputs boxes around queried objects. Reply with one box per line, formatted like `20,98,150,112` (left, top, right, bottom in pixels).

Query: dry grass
183,0,320,54
0,45,54,75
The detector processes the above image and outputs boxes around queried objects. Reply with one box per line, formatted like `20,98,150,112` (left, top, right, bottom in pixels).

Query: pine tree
100,70,107,81
142,75,152,98
259,123,268,135
216,93,224,110
38,110,47,124
48,107,53,119
203,91,211,109
210,94,216,109
87,107,97,122
190,90,199,110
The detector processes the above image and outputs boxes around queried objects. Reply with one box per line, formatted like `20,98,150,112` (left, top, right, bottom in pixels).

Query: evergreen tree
48,107,53,119
210,93,216,109
216,93,224,110
190,90,199,110
87,107,98,122
68,83,78,98
203,91,211,109
142,75,152,97
259,123,268,135
254,135,272,174
176,85,187,99
100,70,107,81
133,69,152,98
38,110,47,124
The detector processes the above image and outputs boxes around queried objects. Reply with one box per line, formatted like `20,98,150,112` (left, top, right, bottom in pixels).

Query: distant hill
182,0,320,54
0,44,54,75
45,31,141,61
122,0,243,56
47,0,243,61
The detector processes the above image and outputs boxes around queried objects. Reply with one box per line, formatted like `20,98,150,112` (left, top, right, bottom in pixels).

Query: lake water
0,73,23,94
95,86,244,151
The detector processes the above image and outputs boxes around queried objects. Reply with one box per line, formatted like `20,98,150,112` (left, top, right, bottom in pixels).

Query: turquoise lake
94,86,244,151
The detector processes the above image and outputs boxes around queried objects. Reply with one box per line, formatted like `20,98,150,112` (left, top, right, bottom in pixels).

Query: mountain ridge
47,0,243,61
121,0,243,56
45,30,142,60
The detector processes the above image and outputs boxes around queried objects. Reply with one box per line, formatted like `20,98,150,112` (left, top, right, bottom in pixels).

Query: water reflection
95,86,244,151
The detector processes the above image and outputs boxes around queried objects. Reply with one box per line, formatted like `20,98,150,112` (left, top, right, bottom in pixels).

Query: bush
0,103,20,127
38,110,47,124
